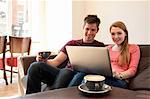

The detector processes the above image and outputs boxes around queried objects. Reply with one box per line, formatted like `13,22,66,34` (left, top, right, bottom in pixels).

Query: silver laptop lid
66,46,113,77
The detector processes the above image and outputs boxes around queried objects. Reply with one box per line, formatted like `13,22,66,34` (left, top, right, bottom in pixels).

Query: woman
105,21,140,88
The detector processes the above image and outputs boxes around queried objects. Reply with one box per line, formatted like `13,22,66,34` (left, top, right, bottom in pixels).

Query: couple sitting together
26,15,140,94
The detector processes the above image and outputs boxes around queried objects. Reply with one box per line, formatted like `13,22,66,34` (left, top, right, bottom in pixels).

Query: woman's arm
120,45,140,79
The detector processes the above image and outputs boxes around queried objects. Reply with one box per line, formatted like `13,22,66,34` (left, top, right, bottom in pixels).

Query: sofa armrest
18,55,36,82
18,54,57,96
18,55,36,96
19,55,36,75
18,54,57,76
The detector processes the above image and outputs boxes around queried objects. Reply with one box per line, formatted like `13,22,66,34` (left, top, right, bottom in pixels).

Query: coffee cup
38,51,51,59
83,75,105,91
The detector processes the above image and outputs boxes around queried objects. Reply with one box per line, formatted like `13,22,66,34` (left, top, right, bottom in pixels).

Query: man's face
83,23,99,43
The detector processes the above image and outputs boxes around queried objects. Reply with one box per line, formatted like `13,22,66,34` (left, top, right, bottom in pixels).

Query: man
26,15,105,94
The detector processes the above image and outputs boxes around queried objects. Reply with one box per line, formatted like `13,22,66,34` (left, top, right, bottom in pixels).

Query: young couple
26,15,140,94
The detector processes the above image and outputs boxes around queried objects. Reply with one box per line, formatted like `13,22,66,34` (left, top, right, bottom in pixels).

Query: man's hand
36,53,47,62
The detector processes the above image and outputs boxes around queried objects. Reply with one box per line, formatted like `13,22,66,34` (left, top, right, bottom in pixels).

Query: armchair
18,54,68,95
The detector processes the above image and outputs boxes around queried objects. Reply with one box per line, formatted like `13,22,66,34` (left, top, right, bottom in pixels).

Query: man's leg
26,61,59,94
51,68,75,89
68,71,86,87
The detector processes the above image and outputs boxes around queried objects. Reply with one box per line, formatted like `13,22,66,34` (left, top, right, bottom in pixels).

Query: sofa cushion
136,57,150,74
129,57,150,90
139,45,150,57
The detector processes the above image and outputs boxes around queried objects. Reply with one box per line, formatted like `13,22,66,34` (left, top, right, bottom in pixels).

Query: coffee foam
84,75,105,82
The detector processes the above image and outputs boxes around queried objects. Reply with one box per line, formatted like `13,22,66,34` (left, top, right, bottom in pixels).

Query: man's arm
46,51,67,67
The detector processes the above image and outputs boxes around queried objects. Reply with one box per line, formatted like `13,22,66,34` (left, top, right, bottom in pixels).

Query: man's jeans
26,62,74,94
68,71,86,87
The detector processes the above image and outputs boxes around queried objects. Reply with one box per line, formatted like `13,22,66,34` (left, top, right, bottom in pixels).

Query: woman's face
110,26,126,45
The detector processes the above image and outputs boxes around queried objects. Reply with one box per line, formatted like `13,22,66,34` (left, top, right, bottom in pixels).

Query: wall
148,1,150,40
72,0,150,44
72,0,85,39
27,0,47,54
45,0,72,51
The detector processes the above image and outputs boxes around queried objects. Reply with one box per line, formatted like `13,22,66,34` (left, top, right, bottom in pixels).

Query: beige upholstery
18,55,57,96
18,55,36,96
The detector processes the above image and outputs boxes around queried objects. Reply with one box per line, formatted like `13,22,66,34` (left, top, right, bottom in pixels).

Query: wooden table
15,86,150,99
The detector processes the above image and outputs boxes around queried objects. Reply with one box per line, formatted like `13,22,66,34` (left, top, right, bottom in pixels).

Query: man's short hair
84,15,101,28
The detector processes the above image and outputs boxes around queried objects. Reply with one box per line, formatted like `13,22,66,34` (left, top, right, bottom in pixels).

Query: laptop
66,46,113,77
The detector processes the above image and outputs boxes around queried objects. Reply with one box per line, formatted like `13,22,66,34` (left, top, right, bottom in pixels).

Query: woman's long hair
110,21,130,66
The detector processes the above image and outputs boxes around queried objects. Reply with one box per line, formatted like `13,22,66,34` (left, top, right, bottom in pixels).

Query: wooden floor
0,82,19,98
0,69,20,98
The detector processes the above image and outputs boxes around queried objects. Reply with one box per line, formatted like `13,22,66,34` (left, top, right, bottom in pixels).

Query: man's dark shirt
60,39,105,69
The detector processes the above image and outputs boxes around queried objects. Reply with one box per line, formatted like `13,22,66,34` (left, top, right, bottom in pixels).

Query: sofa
18,45,150,96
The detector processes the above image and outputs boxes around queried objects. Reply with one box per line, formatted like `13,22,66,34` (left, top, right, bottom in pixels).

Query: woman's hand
113,71,124,80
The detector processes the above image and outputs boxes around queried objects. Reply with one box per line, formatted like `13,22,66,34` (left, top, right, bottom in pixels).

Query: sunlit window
46,0,72,51
30,0,72,52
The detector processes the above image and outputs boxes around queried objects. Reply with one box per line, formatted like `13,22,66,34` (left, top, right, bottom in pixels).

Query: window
46,0,72,51
29,0,72,53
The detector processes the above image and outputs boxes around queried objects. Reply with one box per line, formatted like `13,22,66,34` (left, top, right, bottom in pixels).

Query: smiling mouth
115,40,120,42
114,39,120,42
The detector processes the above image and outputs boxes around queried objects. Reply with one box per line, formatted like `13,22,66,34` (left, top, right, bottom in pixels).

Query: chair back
0,35,8,85
0,36,7,54
9,36,31,55
7,36,32,83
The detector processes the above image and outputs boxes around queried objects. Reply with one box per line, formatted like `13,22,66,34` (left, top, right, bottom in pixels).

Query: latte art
84,75,105,82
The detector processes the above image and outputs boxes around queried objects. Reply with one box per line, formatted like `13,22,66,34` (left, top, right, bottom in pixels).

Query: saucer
78,83,112,96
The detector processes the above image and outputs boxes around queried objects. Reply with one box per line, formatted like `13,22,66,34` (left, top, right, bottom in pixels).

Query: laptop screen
66,46,113,77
